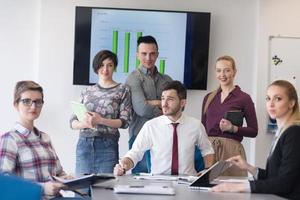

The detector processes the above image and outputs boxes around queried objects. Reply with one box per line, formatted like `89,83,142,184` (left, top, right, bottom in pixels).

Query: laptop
189,161,231,190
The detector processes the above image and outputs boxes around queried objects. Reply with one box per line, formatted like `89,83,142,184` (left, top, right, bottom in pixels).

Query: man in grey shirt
126,35,172,173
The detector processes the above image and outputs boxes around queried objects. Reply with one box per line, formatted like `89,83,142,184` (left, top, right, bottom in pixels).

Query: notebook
189,161,231,190
70,101,88,122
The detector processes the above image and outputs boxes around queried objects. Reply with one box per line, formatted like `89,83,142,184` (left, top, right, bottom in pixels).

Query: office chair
0,173,43,200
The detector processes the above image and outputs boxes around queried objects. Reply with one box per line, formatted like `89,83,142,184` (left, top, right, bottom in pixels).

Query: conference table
91,175,287,200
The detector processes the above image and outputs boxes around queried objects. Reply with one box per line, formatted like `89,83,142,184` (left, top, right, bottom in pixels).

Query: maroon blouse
201,86,258,142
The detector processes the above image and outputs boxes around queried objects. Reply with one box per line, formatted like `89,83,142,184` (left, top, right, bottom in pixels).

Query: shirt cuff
124,151,138,168
38,182,45,194
245,181,251,192
200,147,215,157
252,168,259,180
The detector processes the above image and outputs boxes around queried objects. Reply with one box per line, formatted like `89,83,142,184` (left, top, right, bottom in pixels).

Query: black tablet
189,161,231,189
53,173,115,190
224,110,244,126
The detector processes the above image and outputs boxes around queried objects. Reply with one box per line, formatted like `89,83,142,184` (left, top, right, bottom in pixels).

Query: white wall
1,0,259,173
254,0,300,167
0,0,40,131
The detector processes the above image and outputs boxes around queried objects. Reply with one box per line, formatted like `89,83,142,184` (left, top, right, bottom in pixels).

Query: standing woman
70,50,132,175
0,81,65,196
202,55,258,176
212,80,300,199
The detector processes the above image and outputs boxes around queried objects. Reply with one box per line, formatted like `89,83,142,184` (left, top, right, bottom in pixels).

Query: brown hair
269,80,300,120
162,80,187,100
216,55,236,71
14,81,43,104
92,50,118,74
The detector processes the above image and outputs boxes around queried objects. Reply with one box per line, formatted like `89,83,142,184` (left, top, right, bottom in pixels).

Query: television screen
74,7,210,90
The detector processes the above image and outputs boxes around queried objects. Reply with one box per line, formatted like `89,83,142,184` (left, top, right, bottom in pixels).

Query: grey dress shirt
126,65,172,138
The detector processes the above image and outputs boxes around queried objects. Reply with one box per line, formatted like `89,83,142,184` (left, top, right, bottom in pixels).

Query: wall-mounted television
73,6,210,90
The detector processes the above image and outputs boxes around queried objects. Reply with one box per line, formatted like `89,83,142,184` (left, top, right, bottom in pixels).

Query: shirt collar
13,122,40,138
231,85,241,96
139,65,158,76
218,85,241,97
162,113,186,125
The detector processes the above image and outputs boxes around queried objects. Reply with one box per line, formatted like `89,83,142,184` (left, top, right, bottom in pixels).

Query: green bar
159,59,165,74
112,30,118,54
124,32,130,73
136,32,142,68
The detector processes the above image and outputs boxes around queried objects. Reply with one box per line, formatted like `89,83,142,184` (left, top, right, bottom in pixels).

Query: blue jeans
76,137,119,176
129,136,150,173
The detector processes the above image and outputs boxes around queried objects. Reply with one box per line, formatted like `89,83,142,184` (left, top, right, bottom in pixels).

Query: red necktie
171,123,179,175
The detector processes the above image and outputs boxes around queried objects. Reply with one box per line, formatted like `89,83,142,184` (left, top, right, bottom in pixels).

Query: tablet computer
53,173,115,190
189,161,231,190
224,110,244,127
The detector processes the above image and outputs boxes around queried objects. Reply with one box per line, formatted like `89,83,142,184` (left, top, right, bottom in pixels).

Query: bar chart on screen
89,8,186,84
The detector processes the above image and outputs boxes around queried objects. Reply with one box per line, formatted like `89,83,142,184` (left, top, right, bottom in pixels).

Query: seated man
114,81,214,176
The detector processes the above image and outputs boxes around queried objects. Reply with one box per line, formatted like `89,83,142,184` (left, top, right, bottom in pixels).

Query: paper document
189,186,212,191
70,101,88,122
133,175,178,181
217,178,249,183
114,185,175,195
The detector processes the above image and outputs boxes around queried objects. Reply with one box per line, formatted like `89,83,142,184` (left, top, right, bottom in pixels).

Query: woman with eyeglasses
0,81,68,197
212,80,300,199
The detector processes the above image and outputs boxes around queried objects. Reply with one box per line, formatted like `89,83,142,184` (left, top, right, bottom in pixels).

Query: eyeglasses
19,98,44,108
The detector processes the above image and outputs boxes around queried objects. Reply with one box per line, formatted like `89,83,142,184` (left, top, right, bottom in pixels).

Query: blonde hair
268,80,300,122
216,55,236,71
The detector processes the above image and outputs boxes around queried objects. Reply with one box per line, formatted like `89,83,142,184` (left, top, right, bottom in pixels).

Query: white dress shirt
125,114,214,175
